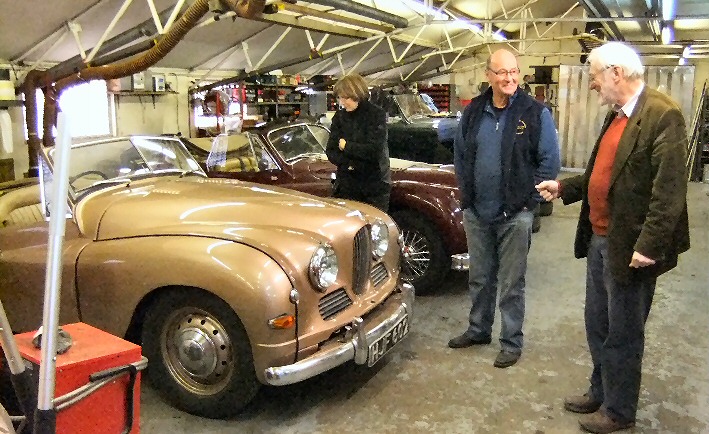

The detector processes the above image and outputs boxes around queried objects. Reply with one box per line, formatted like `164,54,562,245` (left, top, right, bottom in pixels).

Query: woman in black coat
325,74,391,212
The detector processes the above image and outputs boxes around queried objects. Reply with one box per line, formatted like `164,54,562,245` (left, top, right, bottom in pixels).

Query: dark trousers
333,181,390,212
585,234,656,423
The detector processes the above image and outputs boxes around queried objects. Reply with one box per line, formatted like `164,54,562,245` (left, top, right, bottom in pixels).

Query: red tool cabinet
14,322,142,434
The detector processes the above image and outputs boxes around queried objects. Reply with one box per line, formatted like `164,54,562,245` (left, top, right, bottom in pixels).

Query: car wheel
393,210,450,295
142,289,260,418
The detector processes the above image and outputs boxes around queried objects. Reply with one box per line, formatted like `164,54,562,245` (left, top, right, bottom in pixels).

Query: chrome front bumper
263,282,414,386
451,253,469,270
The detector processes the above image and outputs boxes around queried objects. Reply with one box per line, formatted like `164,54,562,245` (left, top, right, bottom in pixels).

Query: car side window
307,125,329,150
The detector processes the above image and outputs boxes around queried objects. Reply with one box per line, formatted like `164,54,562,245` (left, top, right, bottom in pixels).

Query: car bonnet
83,177,372,245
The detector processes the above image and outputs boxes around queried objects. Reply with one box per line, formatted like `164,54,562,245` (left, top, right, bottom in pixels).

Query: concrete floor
140,181,709,434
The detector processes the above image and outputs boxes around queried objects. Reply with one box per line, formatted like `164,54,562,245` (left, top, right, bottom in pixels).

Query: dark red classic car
181,121,468,294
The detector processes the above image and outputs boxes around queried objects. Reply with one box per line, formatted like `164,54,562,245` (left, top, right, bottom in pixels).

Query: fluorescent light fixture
661,25,674,45
682,46,691,58
465,22,482,33
678,57,687,65
400,0,449,21
492,30,507,41
662,0,676,20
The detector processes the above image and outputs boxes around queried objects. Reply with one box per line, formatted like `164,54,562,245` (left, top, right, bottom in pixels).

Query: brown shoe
564,393,602,414
579,410,635,433
493,350,520,368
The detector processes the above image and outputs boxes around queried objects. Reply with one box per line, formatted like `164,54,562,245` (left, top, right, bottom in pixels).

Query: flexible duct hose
39,0,266,145
20,70,45,176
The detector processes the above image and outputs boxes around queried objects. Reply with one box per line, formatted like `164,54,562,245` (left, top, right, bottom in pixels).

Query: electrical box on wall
131,72,145,90
152,74,165,92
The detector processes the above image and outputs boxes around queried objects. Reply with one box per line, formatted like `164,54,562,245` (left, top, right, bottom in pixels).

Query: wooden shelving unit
240,82,307,122
188,77,308,136
418,84,450,112
0,100,23,108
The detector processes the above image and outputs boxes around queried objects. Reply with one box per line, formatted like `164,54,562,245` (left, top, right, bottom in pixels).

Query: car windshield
49,136,205,198
205,132,277,172
267,124,328,162
394,94,436,120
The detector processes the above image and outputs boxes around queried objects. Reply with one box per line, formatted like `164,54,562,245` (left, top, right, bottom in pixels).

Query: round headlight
309,244,338,291
371,219,390,259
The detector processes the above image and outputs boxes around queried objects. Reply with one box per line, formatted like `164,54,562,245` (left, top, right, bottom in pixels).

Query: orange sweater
588,115,629,235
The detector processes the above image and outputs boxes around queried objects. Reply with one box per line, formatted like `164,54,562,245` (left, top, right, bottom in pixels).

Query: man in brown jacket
536,42,690,433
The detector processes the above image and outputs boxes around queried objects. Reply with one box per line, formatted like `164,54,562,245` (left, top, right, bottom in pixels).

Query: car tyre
142,288,260,418
393,210,449,295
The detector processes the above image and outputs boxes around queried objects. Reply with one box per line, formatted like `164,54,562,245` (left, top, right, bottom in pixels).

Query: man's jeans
462,208,534,354
585,234,656,424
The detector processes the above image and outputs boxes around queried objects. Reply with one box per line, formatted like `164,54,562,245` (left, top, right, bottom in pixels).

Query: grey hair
588,42,644,80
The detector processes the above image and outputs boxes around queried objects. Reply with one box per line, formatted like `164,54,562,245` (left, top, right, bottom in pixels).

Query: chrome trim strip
451,253,469,271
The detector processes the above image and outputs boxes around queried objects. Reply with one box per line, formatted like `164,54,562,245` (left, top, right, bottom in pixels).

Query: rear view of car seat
0,184,42,227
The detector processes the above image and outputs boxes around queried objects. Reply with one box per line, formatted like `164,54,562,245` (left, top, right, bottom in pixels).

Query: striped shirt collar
614,83,644,118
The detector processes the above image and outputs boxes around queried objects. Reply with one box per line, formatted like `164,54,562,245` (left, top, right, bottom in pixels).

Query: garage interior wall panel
557,65,695,170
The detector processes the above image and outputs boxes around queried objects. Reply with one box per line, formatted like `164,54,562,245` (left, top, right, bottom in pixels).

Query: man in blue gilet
449,49,560,368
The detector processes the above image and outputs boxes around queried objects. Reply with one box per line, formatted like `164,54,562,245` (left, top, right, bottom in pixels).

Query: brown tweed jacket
560,86,690,283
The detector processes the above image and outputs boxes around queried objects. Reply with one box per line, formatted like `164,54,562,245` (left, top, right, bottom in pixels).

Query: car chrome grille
352,225,371,295
370,262,388,287
319,288,352,320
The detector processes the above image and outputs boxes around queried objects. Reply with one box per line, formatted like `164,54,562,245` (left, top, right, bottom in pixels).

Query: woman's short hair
588,42,644,80
334,74,370,102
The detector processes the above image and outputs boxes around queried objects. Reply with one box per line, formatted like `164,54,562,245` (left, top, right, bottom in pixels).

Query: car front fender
75,235,296,369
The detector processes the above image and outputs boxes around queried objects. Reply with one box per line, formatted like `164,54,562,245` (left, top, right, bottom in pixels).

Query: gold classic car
0,136,413,418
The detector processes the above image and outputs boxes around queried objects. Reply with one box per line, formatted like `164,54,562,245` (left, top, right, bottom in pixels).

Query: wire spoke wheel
400,228,431,280
393,210,449,295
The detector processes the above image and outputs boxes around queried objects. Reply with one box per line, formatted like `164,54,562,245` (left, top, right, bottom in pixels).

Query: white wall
0,66,30,177
112,71,233,136
0,106,29,178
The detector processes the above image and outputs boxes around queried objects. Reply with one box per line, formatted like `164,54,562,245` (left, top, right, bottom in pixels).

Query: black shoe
532,214,541,233
564,393,602,414
447,333,492,348
493,350,520,368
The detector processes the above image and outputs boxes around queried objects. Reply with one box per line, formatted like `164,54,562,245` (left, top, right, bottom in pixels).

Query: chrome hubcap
176,327,219,377
163,309,232,395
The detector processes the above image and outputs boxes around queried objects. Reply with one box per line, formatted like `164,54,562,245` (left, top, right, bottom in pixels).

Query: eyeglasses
487,68,520,77
589,65,613,81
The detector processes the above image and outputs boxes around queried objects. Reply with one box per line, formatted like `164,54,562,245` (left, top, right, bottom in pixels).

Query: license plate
367,314,409,367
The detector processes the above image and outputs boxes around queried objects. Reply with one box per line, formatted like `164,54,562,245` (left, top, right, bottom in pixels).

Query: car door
0,211,86,333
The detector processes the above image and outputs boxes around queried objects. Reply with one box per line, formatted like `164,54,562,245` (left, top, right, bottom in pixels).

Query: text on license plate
367,314,409,367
